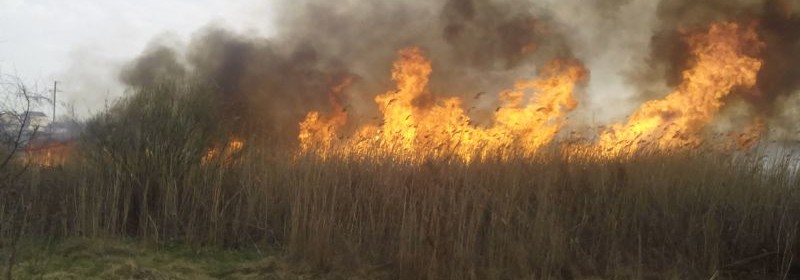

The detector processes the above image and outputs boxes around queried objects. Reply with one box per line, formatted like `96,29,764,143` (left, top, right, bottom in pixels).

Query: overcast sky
0,0,276,118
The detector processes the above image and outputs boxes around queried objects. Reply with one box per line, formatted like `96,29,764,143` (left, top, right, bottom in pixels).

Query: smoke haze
119,0,800,143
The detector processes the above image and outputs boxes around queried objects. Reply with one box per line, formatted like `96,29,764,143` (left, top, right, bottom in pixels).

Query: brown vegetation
1,81,799,279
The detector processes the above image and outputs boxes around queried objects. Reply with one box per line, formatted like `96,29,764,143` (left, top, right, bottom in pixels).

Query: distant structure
22,111,51,131
0,111,50,132
0,111,14,129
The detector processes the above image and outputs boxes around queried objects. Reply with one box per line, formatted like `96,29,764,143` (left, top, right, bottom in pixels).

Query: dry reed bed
4,83,799,279
7,147,796,279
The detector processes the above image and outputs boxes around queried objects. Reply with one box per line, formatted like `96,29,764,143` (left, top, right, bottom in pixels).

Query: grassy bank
10,237,388,279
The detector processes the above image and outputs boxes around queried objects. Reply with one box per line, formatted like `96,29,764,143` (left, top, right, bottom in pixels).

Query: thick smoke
119,0,799,144
121,45,186,87
120,0,577,141
120,28,350,136
439,0,573,70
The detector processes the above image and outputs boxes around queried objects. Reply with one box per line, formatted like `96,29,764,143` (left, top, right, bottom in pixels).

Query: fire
598,22,765,155
299,22,767,161
202,137,244,164
299,47,587,162
298,77,353,155
25,141,74,167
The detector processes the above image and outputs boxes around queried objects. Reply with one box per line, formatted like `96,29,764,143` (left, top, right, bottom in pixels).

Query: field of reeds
2,81,799,279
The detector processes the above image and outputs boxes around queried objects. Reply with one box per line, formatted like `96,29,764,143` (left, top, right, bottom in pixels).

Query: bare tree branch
0,75,45,174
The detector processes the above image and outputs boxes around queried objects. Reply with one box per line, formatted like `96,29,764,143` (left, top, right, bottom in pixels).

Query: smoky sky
121,0,580,136
120,0,800,142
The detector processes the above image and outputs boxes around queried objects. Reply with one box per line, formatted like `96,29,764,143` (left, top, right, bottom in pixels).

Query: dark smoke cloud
121,28,352,136
119,0,580,141
439,0,572,70
120,45,186,87
755,1,800,108
184,28,351,133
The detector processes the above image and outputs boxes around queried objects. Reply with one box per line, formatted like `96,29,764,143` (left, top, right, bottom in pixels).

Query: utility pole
52,81,59,124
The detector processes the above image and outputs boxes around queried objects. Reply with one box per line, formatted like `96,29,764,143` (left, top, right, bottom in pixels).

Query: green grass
11,237,388,279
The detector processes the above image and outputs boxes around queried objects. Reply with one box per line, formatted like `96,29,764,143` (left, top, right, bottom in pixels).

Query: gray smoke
119,0,800,143
120,0,580,141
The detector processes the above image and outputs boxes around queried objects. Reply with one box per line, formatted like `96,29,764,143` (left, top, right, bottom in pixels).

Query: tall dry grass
3,81,799,279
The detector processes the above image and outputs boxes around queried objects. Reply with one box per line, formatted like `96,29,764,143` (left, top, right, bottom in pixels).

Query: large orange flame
299,47,587,162
299,22,766,161
598,22,765,155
